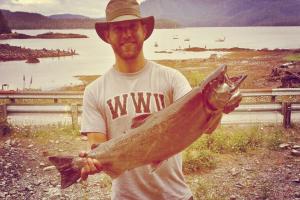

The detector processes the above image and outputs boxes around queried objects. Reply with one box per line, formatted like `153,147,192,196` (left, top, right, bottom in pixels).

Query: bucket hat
95,0,154,43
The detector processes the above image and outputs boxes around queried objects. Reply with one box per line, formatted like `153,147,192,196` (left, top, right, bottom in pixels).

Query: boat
215,37,226,42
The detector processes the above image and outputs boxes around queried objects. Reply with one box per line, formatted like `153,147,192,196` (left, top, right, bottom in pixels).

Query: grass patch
183,125,288,173
191,178,222,200
182,70,207,87
183,149,217,173
284,54,300,62
12,123,80,145
9,124,295,175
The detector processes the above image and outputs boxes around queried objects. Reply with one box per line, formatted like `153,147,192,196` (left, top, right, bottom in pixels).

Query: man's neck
115,52,146,73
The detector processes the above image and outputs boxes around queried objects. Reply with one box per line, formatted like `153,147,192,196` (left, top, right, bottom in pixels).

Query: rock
235,182,244,189
230,168,240,176
292,178,300,184
291,149,300,157
0,192,7,198
293,144,300,149
40,162,46,167
28,144,34,148
42,150,49,157
33,180,41,186
10,189,16,194
245,167,254,171
286,164,293,168
50,179,58,187
229,195,237,200
47,187,61,200
25,185,33,191
81,136,88,141
4,139,11,147
25,57,40,64
279,143,290,149
295,192,300,198
43,165,56,171
0,181,5,186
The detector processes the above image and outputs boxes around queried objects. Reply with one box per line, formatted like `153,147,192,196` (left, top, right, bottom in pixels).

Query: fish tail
48,156,81,189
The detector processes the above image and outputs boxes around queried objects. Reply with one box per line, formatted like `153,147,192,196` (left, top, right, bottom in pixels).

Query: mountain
1,9,101,29
140,0,300,26
49,14,90,19
1,9,179,29
0,10,11,34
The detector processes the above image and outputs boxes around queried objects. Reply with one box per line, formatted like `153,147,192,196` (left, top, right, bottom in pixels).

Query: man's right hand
79,151,103,180
79,132,107,180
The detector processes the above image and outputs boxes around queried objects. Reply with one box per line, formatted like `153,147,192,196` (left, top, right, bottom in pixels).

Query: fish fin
131,114,152,129
103,170,121,179
150,160,164,173
205,113,222,134
48,156,81,189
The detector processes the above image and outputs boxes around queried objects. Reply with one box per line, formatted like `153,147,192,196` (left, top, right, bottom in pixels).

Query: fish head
202,65,247,112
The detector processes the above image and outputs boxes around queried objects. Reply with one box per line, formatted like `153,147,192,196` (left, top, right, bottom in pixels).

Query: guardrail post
0,104,7,123
9,98,16,104
282,102,292,128
0,104,10,136
271,96,276,103
71,104,79,130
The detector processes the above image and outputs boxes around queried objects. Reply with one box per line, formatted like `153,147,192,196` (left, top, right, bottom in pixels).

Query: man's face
106,20,146,60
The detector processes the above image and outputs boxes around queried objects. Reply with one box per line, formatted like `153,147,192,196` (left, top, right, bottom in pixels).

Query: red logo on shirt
106,92,165,120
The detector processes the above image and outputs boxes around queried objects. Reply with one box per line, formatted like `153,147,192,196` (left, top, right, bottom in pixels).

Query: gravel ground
0,128,300,200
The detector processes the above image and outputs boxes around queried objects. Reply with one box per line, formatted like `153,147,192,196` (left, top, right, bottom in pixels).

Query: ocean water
1,26,299,90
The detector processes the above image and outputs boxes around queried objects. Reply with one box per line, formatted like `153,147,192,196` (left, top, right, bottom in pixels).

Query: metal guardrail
1,103,300,129
241,88,300,97
0,89,299,129
0,88,300,102
6,103,299,113
0,91,83,103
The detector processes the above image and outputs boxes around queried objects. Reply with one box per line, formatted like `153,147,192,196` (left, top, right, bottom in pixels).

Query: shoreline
0,44,77,62
0,32,88,40
1,47,299,90
65,48,300,91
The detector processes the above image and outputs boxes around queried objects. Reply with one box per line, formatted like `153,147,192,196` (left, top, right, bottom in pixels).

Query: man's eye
113,27,122,32
130,24,138,30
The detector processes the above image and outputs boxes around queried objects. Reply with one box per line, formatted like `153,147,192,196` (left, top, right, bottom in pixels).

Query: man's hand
79,133,107,181
79,151,103,181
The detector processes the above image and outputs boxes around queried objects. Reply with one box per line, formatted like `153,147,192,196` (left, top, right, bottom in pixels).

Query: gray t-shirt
81,60,193,200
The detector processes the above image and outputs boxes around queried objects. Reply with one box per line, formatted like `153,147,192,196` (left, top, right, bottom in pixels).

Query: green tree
0,10,11,34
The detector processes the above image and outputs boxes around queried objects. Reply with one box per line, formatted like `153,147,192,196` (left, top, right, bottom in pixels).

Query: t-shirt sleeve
172,70,192,101
80,87,106,135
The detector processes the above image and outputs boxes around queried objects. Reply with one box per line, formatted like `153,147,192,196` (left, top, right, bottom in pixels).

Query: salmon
49,65,247,189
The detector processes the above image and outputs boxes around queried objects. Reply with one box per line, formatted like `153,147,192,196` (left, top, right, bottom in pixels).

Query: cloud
11,0,58,4
0,0,112,18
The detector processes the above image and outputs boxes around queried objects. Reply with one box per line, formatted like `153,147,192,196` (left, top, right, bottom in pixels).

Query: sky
0,0,145,18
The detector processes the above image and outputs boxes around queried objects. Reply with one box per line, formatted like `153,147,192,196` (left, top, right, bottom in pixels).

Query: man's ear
104,30,111,43
142,23,147,40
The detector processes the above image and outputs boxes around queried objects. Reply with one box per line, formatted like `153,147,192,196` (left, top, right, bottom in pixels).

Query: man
80,0,193,199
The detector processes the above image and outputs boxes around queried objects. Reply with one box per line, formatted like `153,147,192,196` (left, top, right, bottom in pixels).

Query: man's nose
122,28,133,38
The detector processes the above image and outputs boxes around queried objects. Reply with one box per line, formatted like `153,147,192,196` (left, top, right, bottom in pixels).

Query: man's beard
113,40,144,60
